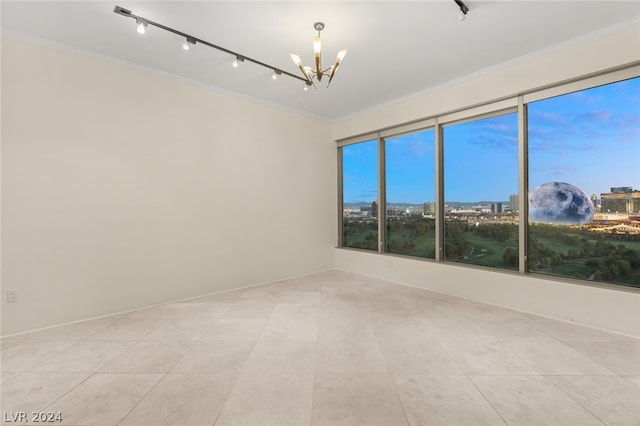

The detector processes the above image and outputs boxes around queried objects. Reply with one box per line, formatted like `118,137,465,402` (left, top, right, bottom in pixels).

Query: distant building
590,194,599,213
611,186,633,194
423,202,435,215
509,194,518,212
600,187,640,214
491,202,504,214
359,206,372,216
371,200,378,218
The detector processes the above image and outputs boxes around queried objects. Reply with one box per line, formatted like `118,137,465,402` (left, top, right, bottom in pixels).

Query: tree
503,247,519,268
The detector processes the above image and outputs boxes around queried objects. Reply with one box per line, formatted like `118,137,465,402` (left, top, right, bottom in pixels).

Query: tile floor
1,270,639,426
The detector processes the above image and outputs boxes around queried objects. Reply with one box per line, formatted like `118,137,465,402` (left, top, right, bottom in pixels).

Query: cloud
532,111,565,126
530,164,576,177
573,110,612,123
386,135,434,164
483,123,510,132
358,189,378,200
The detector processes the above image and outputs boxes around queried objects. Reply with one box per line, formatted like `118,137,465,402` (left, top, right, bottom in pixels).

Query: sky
342,77,640,205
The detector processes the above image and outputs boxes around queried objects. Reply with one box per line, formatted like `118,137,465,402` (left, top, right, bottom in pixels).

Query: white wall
333,25,640,337
1,35,336,336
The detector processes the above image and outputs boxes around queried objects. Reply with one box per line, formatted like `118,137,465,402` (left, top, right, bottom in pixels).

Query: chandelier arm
315,56,323,82
294,64,314,87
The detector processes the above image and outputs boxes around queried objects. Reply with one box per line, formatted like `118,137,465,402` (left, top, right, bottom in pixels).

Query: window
528,77,640,287
385,129,436,258
336,69,638,290
341,140,378,251
443,113,519,270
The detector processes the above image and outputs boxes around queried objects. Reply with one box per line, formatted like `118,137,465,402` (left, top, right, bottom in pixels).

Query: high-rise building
371,200,378,218
509,194,518,212
491,202,504,214
590,194,599,213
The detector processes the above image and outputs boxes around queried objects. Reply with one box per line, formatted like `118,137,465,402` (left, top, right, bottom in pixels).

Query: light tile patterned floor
1,270,639,426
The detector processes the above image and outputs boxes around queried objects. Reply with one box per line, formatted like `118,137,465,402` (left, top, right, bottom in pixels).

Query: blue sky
342,77,639,204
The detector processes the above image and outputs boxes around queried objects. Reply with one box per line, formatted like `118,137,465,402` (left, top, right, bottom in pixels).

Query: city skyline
343,77,639,205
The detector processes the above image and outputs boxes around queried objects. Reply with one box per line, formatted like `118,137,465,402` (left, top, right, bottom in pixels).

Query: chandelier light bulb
289,54,302,67
313,36,322,55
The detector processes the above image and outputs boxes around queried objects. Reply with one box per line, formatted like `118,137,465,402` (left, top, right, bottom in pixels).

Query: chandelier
289,22,348,89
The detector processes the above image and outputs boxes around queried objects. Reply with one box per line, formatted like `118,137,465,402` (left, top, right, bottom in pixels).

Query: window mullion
434,118,445,262
518,96,528,274
378,136,386,253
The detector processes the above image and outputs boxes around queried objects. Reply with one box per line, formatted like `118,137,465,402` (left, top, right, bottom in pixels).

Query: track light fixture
182,36,196,51
454,0,469,20
136,18,147,34
289,22,348,88
114,5,309,86
232,55,244,68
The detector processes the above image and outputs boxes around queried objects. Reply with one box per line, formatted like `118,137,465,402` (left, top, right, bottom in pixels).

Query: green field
387,228,436,259
342,218,640,288
342,221,378,251
455,231,517,270
530,228,640,287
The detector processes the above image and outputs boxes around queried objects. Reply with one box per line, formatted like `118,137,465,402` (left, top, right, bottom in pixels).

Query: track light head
232,55,245,68
182,36,196,50
136,18,147,34
272,69,282,80
454,0,469,19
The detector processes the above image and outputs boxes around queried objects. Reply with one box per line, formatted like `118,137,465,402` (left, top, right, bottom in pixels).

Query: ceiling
2,1,639,120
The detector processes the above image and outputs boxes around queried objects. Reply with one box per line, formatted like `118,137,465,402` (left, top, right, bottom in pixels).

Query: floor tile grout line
542,374,609,426
386,373,413,426
115,370,171,426
37,371,97,417
466,374,510,426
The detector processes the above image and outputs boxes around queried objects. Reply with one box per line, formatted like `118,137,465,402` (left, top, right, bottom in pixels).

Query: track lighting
136,19,147,34
232,55,244,68
114,5,308,86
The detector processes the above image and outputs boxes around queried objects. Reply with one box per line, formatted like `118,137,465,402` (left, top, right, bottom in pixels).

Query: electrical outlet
6,290,19,303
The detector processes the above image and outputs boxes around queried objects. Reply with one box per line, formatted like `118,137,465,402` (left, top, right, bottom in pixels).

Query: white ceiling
2,1,639,119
